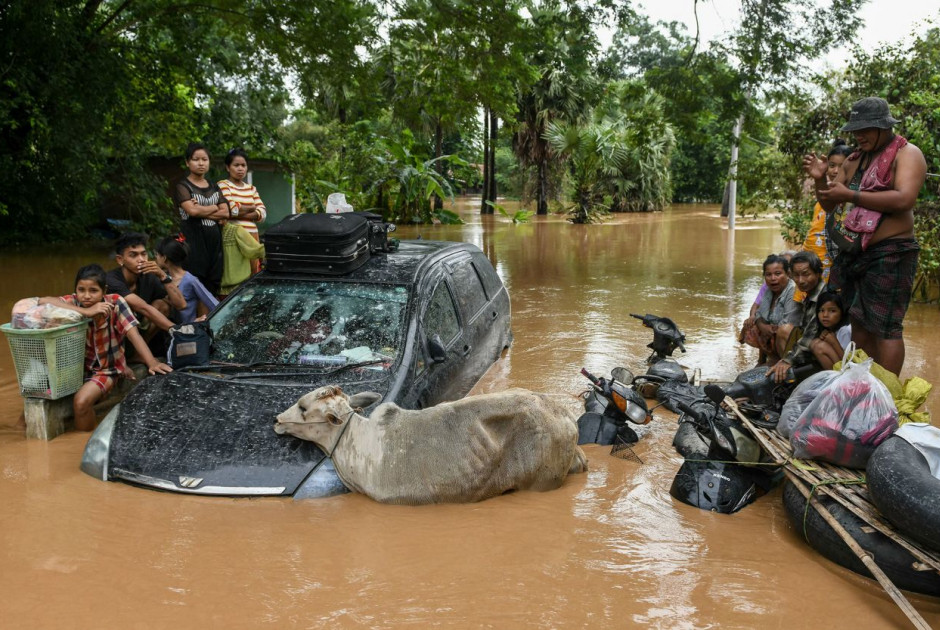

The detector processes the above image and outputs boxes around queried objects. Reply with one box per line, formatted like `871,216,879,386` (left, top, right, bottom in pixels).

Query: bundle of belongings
775,345,932,469
11,297,83,330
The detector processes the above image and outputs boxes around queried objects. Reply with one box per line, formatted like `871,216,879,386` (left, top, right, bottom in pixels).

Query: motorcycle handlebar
675,401,701,422
580,368,601,386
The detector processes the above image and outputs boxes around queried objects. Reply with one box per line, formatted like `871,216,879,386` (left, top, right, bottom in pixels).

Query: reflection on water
1,200,938,628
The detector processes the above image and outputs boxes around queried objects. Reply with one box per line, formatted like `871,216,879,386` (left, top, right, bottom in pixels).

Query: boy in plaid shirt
39,264,171,431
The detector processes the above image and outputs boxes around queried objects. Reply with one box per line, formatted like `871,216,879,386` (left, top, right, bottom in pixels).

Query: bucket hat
841,97,900,132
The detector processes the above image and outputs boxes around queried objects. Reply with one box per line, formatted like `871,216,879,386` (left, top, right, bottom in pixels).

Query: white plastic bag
790,358,899,468
325,192,354,213
777,370,839,438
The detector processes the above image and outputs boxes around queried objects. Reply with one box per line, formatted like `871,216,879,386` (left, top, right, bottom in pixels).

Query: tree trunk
433,119,443,211
536,159,548,215
490,112,499,205
481,107,491,214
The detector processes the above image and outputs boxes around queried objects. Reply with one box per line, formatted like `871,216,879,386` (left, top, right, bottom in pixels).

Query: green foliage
371,131,465,224
596,83,676,212
511,0,601,214
914,202,940,302
544,79,675,222
485,200,534,224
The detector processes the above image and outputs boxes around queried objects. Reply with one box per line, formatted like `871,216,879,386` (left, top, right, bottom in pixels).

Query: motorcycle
576,367,651,446
578,314,693,446
721,362,820,427
669,384,779,514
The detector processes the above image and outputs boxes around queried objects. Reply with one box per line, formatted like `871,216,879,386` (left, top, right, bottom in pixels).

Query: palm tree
543,118,628,223
512,1,599,214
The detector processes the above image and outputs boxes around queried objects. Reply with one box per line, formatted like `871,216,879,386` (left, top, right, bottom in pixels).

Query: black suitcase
263,212,370,274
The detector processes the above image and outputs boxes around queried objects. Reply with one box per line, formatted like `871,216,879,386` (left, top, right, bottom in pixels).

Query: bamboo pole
722,397,936,627
725,398,940,574
786,474,932,630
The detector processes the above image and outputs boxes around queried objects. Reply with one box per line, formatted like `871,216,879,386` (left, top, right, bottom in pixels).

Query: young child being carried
39,264,172,431
810,290,852,370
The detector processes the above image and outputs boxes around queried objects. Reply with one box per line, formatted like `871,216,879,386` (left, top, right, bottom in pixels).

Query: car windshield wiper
224,359,387,380
325,359,386,374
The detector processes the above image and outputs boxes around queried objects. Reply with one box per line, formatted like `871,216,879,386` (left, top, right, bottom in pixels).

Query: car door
412,268,466,407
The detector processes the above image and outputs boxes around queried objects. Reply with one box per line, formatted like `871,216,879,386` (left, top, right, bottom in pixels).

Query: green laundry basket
1,321,88,399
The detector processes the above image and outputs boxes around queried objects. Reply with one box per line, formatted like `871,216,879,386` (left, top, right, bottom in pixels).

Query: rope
800,477,867,542
682,458,784,467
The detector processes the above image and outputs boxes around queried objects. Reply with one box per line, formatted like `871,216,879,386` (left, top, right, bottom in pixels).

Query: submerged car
81,240,513,498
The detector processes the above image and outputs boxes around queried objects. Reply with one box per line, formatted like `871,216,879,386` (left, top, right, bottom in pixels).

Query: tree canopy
0,0,935,252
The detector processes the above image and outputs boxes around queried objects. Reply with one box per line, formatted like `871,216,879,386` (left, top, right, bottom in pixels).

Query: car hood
108,369,390,496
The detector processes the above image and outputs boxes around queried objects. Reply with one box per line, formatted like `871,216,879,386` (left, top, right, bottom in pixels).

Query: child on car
39,264,172,431
155,234,219,322
810,290,852,369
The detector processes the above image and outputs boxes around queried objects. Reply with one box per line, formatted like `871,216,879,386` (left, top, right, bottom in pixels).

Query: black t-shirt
106,267,167,305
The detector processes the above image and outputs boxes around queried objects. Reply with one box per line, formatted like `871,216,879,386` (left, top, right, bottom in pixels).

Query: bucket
1,321,88,399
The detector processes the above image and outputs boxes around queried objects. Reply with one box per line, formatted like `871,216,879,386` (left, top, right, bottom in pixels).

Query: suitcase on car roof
263,212,371,274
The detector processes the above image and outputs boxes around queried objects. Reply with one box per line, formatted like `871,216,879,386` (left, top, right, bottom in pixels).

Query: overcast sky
633,0,938,70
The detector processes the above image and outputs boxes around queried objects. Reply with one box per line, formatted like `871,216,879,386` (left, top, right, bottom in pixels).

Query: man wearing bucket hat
802,97,926,375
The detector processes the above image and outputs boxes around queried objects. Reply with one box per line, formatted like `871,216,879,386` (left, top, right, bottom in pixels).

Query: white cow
274,386,588,504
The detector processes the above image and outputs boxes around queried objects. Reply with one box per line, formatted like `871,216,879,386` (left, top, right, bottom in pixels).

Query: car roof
260,239,478,285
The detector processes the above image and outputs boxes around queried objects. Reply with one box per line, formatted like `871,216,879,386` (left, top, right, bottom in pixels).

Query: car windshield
208,280,410,368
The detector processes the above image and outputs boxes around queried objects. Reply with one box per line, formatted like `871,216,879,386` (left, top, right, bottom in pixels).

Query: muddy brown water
2,202,939,628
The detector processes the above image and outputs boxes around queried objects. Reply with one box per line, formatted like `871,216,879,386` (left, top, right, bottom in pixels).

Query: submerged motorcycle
668,384,778,514
576,313,689,446
577,367,651,446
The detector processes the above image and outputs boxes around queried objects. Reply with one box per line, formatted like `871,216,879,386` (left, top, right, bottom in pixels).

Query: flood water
2,201,939,628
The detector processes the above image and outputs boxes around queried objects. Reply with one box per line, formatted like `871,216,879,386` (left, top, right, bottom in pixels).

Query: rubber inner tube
781,481,940,597
867,436,940,553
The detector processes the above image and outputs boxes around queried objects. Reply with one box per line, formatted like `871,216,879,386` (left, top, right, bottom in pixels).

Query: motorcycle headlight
80,404,119,481
625,400,650,425
612,391,650,425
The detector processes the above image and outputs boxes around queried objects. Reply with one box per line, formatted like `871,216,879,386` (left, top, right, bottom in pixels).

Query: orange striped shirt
217,179,267,235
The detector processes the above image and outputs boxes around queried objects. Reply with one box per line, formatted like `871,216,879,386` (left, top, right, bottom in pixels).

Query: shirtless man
803,97,926,375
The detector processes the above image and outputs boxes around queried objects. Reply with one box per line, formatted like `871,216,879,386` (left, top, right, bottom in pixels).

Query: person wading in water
803,97,926,376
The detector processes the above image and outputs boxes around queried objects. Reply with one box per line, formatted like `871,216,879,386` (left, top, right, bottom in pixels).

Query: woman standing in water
741,254,802,365
175,143,230,295
218,148,267,274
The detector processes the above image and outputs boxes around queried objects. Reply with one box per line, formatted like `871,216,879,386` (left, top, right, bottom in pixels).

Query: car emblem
178,476,203,488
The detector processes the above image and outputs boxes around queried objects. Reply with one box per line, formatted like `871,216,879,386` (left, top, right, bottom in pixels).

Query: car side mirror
428,334,447,363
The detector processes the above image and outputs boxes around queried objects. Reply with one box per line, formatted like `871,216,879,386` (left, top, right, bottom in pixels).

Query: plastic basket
1,321,88,400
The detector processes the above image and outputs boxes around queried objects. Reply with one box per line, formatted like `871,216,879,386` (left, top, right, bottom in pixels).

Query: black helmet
670,460,769,514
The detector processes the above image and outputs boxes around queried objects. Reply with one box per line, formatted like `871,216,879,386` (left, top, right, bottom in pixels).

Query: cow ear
348,391,381,409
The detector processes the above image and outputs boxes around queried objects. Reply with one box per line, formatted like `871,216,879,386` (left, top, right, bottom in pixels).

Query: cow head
274,386,381,448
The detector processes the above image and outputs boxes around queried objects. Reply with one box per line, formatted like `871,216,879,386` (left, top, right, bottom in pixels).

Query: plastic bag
777,370,838,438
835,348,933,425
11,298,83,329
790,358,898,468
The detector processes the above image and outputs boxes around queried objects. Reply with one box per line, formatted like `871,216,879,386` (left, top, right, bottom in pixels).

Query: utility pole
727,113,743,230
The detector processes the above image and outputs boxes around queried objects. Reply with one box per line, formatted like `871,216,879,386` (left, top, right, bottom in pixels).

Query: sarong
830,237,919,339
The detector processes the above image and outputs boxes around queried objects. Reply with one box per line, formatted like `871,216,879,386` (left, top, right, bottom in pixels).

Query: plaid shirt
61,294,139,377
